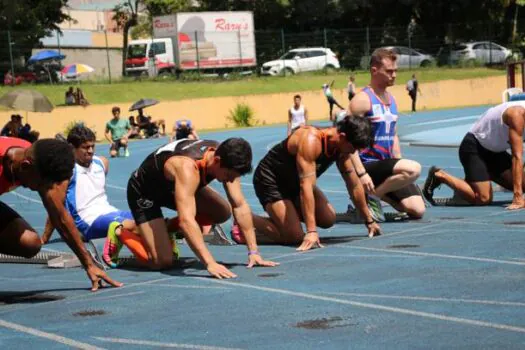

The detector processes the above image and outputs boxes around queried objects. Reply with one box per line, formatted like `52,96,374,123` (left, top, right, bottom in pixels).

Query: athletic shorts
327,96,338,105
0,200,22,233
84,210,134,241
364,159,421,202
110,139,125,151
253,165,299,209
127,176,172,225
348,92,355,101
459,132,512,183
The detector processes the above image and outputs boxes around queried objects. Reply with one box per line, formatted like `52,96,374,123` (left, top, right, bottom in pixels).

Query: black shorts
459,133,512,183
110,139,125,151
0,201,22,233
127,176,172,225
253,164,299,209
364,159,421,202
348,92,355,101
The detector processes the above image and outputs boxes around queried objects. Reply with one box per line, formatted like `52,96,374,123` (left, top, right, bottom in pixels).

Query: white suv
261,48,340,76
450,41,512,64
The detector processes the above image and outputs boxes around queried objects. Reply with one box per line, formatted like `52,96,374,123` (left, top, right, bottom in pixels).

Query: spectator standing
105,107,132,158
347,74,357,101
406,74,422,112
287,95,308,135
323,80,344,124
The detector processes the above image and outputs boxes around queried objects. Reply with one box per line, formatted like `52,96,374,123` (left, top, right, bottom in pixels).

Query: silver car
360,46,435,69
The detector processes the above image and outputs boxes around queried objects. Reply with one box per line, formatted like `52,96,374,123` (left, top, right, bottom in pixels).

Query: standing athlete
288,95,309,136
349,48,425,221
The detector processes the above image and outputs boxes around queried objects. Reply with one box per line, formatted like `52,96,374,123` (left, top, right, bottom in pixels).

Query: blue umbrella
28,50,66,64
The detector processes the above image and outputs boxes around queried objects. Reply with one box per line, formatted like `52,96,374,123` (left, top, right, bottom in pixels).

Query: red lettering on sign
215,18,249,31
154,19,175,29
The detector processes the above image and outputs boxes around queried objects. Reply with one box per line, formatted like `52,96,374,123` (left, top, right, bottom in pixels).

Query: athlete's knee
110,150,117,158
474,192,492,205
20,230,42,258
405,205,425,219
149,256,173,270
316,210,336,229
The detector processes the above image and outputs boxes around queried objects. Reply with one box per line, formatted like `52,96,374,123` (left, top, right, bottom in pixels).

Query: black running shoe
422,166,442,205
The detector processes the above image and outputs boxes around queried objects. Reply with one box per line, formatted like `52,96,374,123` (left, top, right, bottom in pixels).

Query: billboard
154,12,256,70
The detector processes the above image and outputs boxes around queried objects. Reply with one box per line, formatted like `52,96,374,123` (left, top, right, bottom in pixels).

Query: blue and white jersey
64,156,118,234
359,86,399,163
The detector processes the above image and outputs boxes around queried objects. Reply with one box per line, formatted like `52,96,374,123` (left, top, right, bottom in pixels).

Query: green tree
0,0,71,63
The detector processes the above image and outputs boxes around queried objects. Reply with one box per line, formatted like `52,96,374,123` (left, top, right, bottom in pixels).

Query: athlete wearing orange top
0,137,121,292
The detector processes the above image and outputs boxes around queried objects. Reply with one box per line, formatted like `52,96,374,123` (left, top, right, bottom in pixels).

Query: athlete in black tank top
126,137,278,277
246,117,382,251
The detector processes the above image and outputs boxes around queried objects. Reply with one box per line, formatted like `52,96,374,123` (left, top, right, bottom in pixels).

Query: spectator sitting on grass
128,116,143,139
65,87,76,105
76,88,89,106
1,115,22,137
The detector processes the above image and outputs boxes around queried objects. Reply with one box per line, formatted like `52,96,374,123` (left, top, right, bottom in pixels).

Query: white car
361,46,434,69
261,48,340,76
450,42,512,64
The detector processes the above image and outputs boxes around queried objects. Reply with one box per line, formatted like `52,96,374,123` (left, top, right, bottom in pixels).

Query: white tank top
470,101,525,152
289,105,306,129
64,156,118,234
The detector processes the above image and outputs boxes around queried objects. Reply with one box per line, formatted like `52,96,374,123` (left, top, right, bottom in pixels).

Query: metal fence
0,21,521,85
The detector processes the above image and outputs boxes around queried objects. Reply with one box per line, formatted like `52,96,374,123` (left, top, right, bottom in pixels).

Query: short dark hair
370,47,397,68
294,94,301,100
67,124,96,148
32,139,75,183
337,115,373,149
112,106,120,113
215,138,253,175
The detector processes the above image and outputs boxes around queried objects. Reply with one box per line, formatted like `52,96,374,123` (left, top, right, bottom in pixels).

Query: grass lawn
0,67,506,106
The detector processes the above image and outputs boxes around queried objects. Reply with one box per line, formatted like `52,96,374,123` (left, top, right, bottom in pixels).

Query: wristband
248,250,260,256
357,171,367,178
365,220,375,226
306,230,317,234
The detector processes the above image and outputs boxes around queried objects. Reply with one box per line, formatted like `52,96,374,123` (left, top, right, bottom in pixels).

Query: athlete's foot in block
423,166,442,205
230,223,246,244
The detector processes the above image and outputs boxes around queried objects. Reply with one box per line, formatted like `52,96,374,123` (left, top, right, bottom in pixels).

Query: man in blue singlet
349,48,425,221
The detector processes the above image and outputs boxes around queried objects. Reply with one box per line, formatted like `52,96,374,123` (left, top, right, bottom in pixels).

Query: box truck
125,11,256,77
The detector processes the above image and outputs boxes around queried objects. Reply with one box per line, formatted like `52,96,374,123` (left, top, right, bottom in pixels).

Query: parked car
448,41,512,65
360,46,435,70
261,48,340,76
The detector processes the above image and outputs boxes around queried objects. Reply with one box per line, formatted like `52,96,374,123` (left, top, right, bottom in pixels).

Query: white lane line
66,291,145,304
8,191,42,204
93,337,243,350
105,183,126,190
147,283,230,290
319,292,525,307
194,278,525,334
0,319,104,349
338,245,525,266
407,115,478,126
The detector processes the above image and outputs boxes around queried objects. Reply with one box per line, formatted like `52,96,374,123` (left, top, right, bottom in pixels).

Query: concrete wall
31,47,123,79
0,75,506,140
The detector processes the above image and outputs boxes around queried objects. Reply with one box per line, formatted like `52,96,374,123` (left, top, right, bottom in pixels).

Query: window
127,44,147,59
307,50,326,58
150,42,166,55
488,43,503,51
473,43,486,50
396,47,412,55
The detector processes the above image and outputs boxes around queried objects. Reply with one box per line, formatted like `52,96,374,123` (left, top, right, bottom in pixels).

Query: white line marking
93,336,243,350
147,283,230,290
194,278,525,333
339,246,525,266
319,292,525,307
407,115,478,126
9,191,42,204
0,319,104,349
105,183,126,190
66,291,145,304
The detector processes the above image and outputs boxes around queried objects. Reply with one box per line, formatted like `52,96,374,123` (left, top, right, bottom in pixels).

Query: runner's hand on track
507,196,525,210
87,265,123,292
366,222,382,238
247,254,280,268
360,173,375,194
296,231,324,251
207,262,237,279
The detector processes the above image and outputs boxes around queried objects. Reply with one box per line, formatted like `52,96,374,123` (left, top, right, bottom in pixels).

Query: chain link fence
1,21,523,85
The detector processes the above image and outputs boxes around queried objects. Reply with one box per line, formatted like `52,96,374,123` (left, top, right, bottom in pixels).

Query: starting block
336,211,410,224
203,224,236,246
47,254,82,268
